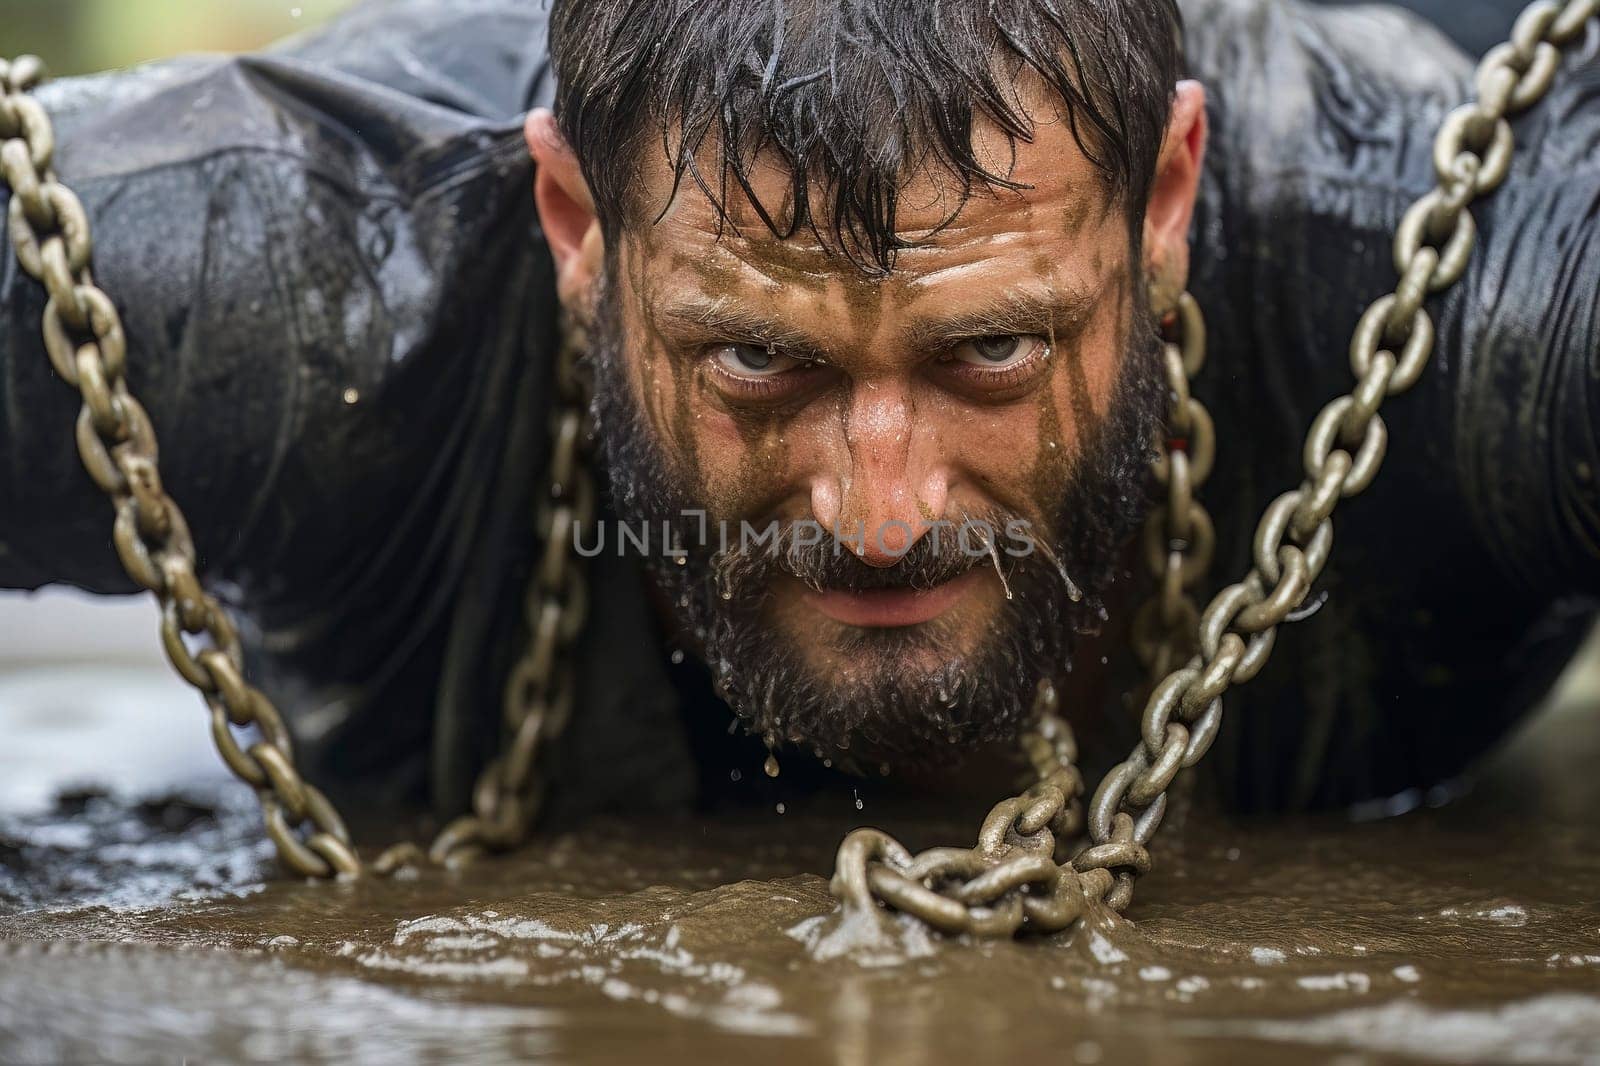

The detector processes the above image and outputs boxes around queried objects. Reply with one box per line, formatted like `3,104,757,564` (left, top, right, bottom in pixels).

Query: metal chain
829,0,1597,936
0,55,358,878
411,322,594,871
830,679,1094,937
1133,293,1214,682
830,292,1211,936
3,0,1592,911
0,59,592,879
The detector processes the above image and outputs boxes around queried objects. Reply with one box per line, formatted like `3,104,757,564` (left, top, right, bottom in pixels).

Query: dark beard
587,275,1165,771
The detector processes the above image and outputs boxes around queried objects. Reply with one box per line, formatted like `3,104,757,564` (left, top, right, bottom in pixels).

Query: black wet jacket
0,0,1595,817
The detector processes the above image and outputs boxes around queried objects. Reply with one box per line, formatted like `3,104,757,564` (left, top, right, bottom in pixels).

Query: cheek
944,311,1126,519
940,389,1047,515
624,329,695,460
691,398,836,521
626,342,817,521
1049,310,1125,441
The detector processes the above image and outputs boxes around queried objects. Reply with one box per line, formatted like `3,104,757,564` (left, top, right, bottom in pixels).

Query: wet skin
529,76,1206,711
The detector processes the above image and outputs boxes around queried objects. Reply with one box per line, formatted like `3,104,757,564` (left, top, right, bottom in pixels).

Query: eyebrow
653,296,833,358
902,285,1099,352
651,283,1101,359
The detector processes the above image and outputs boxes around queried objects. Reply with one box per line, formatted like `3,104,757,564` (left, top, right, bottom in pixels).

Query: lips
798,568,983,627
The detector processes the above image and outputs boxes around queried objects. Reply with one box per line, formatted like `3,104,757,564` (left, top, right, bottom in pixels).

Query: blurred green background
0,0,350,76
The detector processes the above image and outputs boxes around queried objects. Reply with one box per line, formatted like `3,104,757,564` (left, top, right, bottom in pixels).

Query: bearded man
0,0,1595,853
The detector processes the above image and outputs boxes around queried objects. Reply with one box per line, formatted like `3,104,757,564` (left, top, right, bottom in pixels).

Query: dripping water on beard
585,274,1166,773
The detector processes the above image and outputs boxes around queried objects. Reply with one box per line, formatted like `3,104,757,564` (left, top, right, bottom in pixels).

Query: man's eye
711,343,805,377
952,334,1047,367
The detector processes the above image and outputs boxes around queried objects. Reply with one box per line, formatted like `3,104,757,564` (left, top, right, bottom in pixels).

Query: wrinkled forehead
615,69,1121,288
617,121,1120,309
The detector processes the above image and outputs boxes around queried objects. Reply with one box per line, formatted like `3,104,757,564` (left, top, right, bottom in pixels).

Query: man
0,0,1594,852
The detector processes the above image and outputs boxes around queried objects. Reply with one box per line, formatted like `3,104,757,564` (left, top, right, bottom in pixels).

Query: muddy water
1,663,1598,1063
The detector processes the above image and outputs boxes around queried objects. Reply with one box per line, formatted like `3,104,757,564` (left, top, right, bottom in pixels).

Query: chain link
1133,292,1214,681
3,0,1592,911
410,323,595,871
832,681,1093,937
0,56,360,878
827,0,1595,937
1,61,594,879
830,291,1211,931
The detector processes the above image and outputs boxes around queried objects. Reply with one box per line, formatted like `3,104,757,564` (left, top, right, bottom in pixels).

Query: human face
529,81,1206,765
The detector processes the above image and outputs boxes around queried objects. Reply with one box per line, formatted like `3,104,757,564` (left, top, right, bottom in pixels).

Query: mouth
797,568,985,628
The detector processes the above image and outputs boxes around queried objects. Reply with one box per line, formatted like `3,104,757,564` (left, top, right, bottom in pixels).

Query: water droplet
853,790,864,811
775,802,786,815
763,754,781,778
729,768,742,782
669,649,684,665
341,387,359,405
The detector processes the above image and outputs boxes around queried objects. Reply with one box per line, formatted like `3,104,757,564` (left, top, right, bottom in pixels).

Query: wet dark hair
548,0,1185,274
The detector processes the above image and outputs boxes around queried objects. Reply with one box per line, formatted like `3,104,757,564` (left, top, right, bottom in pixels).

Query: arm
0,1,566,809
1180,0,1599,811
1188,0,1599,598
1447,48,1600,597
0,0,553,596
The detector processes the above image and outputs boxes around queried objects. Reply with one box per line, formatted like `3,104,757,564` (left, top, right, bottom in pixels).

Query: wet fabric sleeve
1182,0,1600,810
1446,63,1600,598
0,1,553,596
0,0,700,818
0,1,568,809
1190,0,1600,601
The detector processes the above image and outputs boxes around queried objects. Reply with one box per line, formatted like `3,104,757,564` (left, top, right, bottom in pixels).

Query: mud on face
588,274,1166,770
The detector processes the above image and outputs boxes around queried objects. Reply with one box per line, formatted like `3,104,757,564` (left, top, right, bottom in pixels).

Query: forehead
620,84,1118,296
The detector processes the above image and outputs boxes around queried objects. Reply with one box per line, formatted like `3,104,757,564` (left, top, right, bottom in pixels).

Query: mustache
708,507,1082,603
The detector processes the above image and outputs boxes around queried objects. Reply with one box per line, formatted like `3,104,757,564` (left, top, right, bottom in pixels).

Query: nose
809,379,948,567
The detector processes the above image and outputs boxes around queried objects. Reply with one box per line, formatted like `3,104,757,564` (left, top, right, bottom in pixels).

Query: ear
526,107,604,318
1142,80,1207,315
